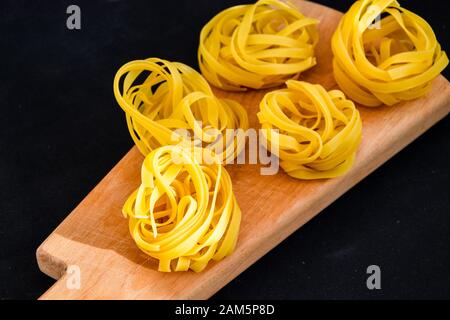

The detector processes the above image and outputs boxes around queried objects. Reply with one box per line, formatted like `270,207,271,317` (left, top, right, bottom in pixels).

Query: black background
0,0,449,300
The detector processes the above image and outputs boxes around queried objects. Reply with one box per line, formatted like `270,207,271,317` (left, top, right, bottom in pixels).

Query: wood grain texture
37,0,450,299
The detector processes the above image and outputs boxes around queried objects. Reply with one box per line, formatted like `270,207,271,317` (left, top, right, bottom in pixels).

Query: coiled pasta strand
113,58,249,163
198,0,319,91
332,0,448,107
122,145,241,272
258,80,362,179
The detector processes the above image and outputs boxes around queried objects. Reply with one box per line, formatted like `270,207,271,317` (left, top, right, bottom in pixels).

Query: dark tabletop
0,0,449,300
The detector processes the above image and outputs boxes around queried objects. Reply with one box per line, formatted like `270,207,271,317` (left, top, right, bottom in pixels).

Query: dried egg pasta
199,0,319,91
332,0,448,106
122,146,241,272
258,80,362,179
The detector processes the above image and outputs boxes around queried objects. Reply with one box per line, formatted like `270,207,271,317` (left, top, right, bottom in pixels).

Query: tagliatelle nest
332,0,449,107
198,0,319,91
122,146,241,272
113,58,249,163
258,80,362,180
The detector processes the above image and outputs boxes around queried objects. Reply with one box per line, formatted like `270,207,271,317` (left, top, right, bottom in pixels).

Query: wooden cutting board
37,0,450,299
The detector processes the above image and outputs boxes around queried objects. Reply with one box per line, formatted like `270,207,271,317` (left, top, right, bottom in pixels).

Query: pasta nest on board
258,80,363,180
198,0,319,91
332,0,449,107
113,58,249,163
122,145,241,272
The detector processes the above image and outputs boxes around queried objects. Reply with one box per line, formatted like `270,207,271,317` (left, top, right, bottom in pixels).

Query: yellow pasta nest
258,80,362,179
113,58,249,163
198,0,319,91
332,0,448,107
122,145,241,272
